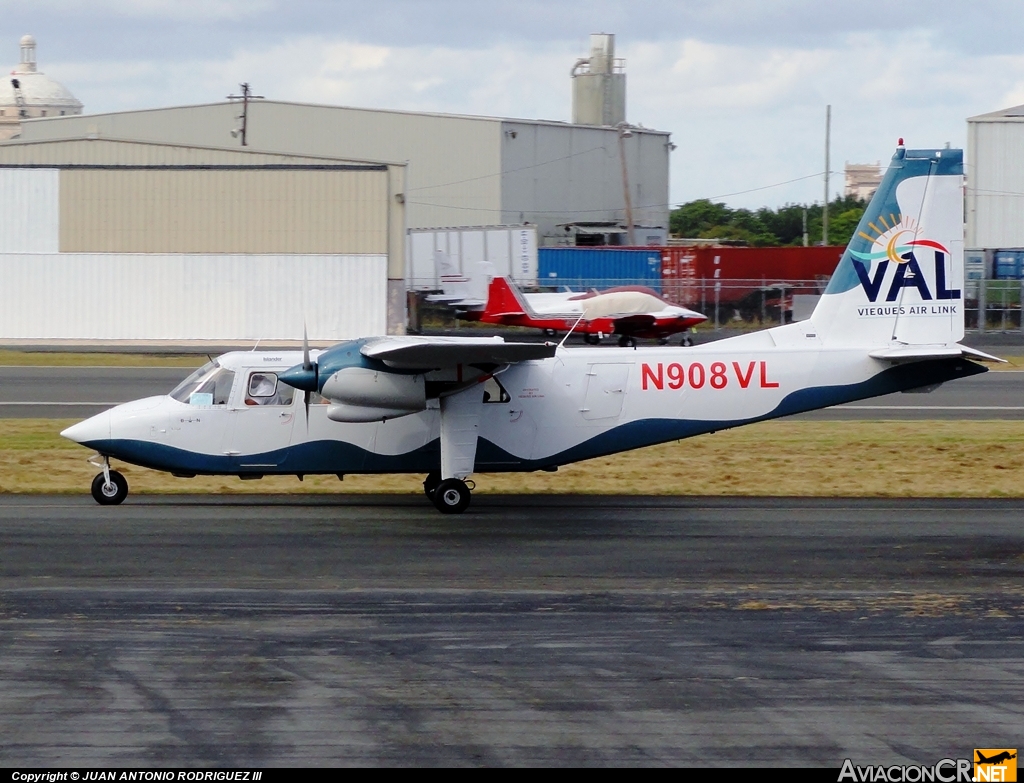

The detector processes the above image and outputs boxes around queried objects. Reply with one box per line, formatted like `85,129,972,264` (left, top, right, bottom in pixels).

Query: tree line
669,195,868,247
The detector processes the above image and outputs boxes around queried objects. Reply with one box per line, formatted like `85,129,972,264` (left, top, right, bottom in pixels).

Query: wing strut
439,384,483,480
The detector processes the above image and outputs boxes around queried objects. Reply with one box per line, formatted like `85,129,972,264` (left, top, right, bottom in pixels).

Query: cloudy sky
5,0,1024,209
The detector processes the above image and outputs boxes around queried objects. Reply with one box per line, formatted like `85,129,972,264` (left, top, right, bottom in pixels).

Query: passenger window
482,376,510,404
245,372,295,406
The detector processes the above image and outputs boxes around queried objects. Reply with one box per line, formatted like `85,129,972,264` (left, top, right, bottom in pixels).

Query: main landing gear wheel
618,335,637,348
432,478,471,514
583,333,602,345
91,470,128,505
423,470,442,499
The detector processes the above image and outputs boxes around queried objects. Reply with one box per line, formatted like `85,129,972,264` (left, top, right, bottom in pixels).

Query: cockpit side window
245,372,295,406
482,376,510,404
169,362,235,406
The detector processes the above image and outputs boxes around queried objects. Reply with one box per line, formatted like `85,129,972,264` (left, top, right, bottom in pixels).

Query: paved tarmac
2,363,1021,420
0,495,1021,766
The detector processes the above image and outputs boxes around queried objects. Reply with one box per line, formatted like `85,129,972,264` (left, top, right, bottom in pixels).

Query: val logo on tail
63,141,1001,514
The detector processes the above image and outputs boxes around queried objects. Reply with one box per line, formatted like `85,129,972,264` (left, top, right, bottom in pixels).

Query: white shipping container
407,225,536,290
0,253,386,341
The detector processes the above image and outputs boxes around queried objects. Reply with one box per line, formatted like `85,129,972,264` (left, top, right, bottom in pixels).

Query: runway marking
0,401,121,406
838,405,1024,410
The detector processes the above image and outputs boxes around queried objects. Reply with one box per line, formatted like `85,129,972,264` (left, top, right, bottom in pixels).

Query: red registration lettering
733,361,755,388
759,361,779,388
710,362,728,389
641,363,663,390
689,363,705,388
667,362,685,389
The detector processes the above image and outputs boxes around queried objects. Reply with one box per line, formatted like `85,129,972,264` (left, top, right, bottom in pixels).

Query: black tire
431,478,471,514
91,470,128,505
423,470,441,499
542,328,557,338
617,335,636,348
583,333,601,345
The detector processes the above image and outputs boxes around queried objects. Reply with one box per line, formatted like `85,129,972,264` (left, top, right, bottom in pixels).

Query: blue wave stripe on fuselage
78,358,985,476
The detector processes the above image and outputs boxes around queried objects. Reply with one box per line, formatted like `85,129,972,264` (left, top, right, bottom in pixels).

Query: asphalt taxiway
0,495,1021,766
1,364,1023,420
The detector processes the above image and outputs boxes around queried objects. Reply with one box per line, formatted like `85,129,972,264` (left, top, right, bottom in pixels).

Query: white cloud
40,25,1024,210
1,0,273,20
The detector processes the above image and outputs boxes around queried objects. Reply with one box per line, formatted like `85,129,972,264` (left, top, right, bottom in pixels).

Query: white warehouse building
10,34,671,256
0,138,406,343
0,32,670,343
967,103,1024,278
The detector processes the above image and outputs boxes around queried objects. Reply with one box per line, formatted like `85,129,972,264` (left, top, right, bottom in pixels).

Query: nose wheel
430,478,472,514
91,469,128,505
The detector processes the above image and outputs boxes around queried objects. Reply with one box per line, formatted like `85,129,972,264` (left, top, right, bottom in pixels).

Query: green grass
4,418,1023,498
0,350,204,367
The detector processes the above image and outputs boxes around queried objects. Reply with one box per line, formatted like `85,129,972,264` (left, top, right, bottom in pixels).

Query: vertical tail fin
435,252,494,306
485,277,533,317
812,143,964,347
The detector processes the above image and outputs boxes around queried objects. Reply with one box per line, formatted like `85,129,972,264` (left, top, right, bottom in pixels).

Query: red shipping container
660,246,845,308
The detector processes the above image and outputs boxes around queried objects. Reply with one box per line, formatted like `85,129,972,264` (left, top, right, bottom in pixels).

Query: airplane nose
61,410,112,446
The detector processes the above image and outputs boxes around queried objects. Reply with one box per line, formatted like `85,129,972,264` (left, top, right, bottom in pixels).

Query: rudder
811,143,964,348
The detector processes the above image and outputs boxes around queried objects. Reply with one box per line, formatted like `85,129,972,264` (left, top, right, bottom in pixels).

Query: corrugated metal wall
501,123,671,243
967,119,1024,249
0,168,59,252
0,253,386,340
58,167,389,254
16,102,505,230
537,248,663,292
0,137,370,166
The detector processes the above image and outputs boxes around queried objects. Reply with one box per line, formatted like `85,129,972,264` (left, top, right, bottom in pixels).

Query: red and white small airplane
430,259,706,346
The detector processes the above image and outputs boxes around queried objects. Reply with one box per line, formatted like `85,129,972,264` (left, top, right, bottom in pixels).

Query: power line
408,169,848,216
702,171,828,201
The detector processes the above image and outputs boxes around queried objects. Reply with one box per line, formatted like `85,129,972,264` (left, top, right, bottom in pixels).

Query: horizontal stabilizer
869,344,1006,364
361,336,556,369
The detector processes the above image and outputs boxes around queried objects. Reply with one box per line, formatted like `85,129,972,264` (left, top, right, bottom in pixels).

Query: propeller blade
302,323,312,371
303,389,311,432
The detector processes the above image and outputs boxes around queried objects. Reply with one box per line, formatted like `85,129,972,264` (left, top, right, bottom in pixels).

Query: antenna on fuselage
558,313,587,350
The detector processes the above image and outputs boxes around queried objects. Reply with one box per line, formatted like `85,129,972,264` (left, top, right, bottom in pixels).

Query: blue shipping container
538,248,663,293
994,250,1024,280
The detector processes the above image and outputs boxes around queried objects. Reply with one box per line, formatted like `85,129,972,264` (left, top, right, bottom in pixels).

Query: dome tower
0,35,83,141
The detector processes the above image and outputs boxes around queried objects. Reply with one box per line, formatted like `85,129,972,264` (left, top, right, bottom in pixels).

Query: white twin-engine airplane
62,143,1001,513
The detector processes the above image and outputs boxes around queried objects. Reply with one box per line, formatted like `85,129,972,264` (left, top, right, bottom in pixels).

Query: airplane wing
361,336,556,369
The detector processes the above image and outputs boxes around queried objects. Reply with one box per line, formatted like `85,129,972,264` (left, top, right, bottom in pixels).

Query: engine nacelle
321,367,425,422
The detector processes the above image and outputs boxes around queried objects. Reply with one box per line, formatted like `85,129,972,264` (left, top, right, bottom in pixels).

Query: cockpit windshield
169,361,236,406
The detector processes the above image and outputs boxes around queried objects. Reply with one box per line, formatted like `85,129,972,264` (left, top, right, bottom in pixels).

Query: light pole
617,122,636,246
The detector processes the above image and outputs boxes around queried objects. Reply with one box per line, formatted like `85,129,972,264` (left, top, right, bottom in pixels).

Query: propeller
302,324,313,430
279,324,320,431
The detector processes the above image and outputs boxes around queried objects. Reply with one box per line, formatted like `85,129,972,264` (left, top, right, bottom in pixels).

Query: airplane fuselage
63,322,985,479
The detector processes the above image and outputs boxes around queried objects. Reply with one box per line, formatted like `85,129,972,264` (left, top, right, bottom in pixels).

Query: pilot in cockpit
245,372,295,406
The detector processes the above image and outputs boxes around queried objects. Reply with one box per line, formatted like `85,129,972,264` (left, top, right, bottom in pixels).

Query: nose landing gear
89,455,129,505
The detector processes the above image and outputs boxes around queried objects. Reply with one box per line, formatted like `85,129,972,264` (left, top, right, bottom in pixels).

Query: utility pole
227,83,264,146
823,104,831,245
617,123,636,246
802,207,808,247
